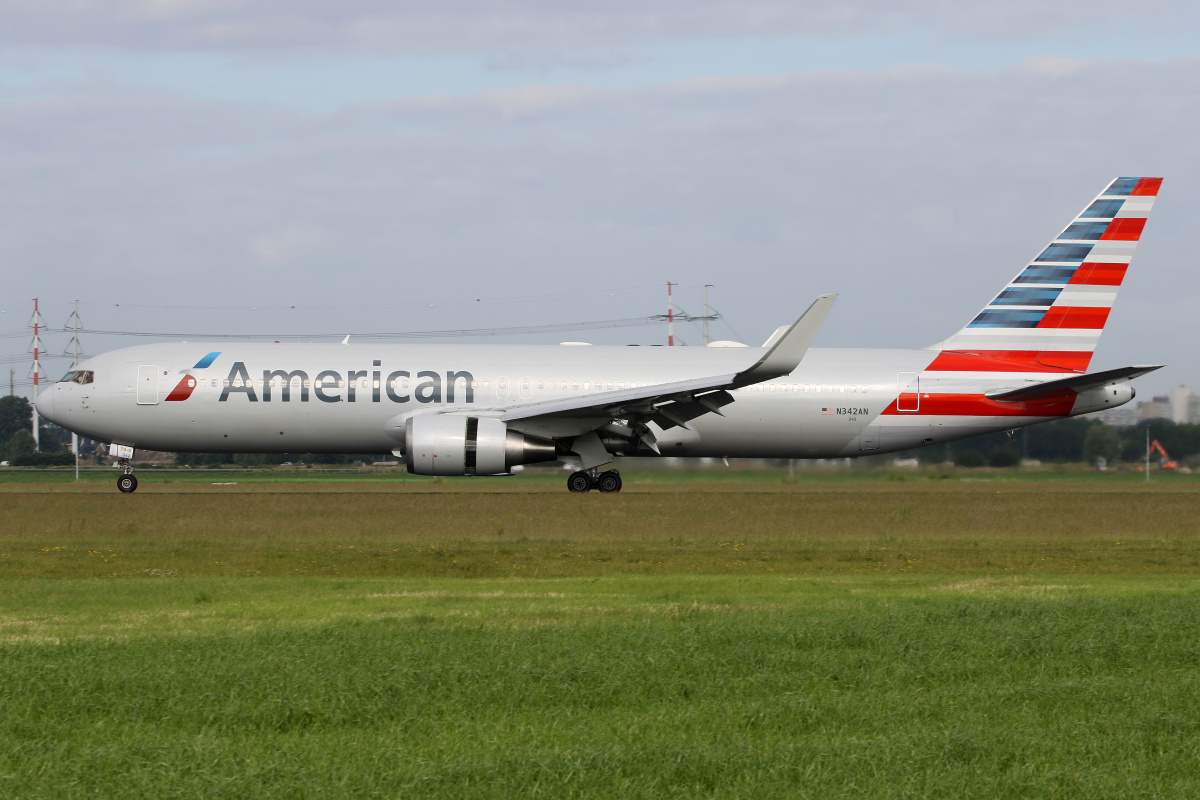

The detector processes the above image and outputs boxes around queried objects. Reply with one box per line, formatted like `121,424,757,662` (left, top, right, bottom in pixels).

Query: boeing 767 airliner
37,177,1164,493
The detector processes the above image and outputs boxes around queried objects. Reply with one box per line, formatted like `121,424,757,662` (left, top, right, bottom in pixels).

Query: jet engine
402,415,557,476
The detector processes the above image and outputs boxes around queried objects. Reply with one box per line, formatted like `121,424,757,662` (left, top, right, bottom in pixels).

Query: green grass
1,482,1198,578
3,481,1200,797
3,575,1200,798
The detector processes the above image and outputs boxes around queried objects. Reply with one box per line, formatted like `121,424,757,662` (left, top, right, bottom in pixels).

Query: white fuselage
37,341,1124,460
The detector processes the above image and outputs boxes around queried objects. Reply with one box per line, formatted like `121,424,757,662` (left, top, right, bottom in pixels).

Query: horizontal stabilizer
985,364,1163,401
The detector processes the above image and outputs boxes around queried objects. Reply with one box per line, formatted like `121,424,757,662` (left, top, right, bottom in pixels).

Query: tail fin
930,177,1162,373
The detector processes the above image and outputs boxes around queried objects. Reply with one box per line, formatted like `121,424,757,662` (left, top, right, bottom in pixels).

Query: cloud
2,56,1198,391
250,224,334,267
1,1,1197,53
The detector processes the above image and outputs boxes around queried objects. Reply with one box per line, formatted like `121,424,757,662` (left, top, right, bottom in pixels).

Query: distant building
1171,386,1200,425
1090,403,1141,428
1140,395,1173,422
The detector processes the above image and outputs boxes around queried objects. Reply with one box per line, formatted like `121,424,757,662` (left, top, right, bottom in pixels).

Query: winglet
733,293,836,387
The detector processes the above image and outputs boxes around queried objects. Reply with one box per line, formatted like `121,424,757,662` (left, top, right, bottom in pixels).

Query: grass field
2,476,1199,797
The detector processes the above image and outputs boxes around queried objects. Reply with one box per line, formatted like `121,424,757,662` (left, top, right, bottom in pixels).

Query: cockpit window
59,370,94,385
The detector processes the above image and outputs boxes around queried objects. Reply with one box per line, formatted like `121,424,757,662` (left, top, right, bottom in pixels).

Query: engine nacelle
1072,382,1135,416
402,415,557,476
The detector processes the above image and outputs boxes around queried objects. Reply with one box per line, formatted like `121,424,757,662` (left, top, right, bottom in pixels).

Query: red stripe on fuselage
880,392,1075,417
165,375,197,402
1069,263,1127,286
1038,307,1110,329
925,350,1089,373
1100,218,1146,240
1131,178,1162,196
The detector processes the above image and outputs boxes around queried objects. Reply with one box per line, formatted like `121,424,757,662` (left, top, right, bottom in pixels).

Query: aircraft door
136,365,159,405
896,372,919,412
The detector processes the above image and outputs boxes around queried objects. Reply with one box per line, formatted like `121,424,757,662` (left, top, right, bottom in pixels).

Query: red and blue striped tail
929,177,1161,374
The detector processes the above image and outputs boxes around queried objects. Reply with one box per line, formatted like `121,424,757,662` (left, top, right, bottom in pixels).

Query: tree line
898,417,1200,468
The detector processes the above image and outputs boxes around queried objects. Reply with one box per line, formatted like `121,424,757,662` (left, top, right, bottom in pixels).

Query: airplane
36,176,1164,493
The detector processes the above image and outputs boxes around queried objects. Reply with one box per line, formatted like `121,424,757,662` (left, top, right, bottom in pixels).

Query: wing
500,293,837,465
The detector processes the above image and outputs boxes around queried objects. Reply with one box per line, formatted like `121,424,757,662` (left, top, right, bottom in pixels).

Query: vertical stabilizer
929,177,1161,373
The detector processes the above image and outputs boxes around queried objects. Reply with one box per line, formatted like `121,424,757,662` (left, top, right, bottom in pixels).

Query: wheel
596,471,622,493
117,474,138,493
567,471,594,493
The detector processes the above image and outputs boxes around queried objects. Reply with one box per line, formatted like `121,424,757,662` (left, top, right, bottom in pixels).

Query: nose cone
35,386,55,422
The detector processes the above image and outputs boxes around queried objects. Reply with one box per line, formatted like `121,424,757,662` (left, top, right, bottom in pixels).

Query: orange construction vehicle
1149,439,1179,470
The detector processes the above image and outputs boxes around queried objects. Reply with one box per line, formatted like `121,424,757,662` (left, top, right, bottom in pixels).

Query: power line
62,315,668,342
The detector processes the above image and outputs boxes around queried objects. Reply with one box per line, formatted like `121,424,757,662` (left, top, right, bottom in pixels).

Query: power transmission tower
29,298,44,451
65,300,83,478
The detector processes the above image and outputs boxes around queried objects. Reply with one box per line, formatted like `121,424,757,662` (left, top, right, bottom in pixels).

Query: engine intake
403,415,557,476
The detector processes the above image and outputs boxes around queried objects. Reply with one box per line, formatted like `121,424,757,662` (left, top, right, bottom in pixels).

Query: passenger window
618,382,625,389
537,381,544,389
187,378,195,388
470,381,478,389
804,385,809,392
814,385,821,393
223,379,230,387
861,385,868,393
482,381,490,389
572,381,579,390
769,385,776,392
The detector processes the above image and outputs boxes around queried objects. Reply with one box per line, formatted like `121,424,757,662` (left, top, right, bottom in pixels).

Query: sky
2,1,1198,401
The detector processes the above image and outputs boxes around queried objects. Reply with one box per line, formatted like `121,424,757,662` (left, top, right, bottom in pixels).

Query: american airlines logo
216,361,475,405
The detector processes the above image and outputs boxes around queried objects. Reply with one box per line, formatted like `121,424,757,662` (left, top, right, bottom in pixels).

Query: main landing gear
567,469,622,493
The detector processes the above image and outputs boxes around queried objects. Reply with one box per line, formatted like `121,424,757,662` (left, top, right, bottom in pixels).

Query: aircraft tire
567,471,594,493
117,474,138,493
596,471,622,493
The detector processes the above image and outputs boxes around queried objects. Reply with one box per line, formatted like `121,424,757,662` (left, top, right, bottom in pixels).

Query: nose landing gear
113,448,138,493
566,469,622,493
